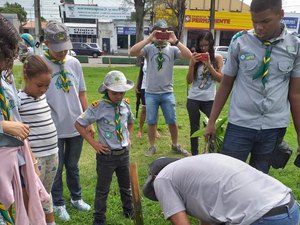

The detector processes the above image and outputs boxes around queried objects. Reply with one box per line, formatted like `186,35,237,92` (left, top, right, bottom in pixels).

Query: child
75,70,135,225
42,20,93,221
18,55,58,225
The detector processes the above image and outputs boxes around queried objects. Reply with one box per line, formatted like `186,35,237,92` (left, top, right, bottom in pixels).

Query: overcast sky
0,0,299,21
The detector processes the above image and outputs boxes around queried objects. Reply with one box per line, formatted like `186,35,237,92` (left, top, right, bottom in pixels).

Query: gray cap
143,157,179,201
153,19,168,30
44,20,73,52
98,70,134,93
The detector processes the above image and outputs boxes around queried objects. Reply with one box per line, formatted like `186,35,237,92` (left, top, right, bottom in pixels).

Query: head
44,20,73,61
143,157,179,201
195,30,215,60
98,70,134,103
23,55,52,98
250,0,284,40
0,14,20,74
152,20,169,44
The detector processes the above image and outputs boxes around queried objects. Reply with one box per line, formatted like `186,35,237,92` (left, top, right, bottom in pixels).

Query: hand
91,141,110,154
2,121,30,140
191,52,200,64
204,121,216,142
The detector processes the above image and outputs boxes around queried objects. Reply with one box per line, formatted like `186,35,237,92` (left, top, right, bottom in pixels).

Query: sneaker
53,205,70,221
124,210,135,219
172,144,190,157
145,146,156,156
71,199,91,211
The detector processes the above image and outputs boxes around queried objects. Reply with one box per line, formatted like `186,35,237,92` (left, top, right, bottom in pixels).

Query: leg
250,128,286,174
94,155,115,224
222,123,255,162
52,138,65,206
186,99,201,155
64,136,83,201
115,153,133,216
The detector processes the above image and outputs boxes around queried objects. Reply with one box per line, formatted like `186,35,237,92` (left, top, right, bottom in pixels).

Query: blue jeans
94,151,132,223
145,92,176,125
222,123,286,174
186,99,213,155
52,136,83,206
251,201,299,225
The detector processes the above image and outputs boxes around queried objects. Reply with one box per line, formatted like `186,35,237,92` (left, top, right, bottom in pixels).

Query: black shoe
124,210,135,219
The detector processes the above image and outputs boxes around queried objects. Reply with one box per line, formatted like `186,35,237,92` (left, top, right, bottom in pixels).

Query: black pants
94,151,132,223
186,99,213,155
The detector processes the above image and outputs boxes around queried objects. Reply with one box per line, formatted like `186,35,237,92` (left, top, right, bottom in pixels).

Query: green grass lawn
13,65,300,225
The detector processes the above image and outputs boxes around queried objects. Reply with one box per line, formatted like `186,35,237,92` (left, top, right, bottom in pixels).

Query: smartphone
198,53,208,62
155,32,170,40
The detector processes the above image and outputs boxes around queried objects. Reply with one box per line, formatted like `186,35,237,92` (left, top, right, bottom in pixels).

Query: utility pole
209,0,215,37
34,0,43,55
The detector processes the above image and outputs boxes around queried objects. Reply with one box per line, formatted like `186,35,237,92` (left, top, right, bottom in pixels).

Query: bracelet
174,39,180,46
33,160,38,165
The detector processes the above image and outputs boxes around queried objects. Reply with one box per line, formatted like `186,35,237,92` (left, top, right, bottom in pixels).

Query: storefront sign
64,4,131,20
184,10,252,30
117,27,150,35
283,17,298,29
68,27,97,35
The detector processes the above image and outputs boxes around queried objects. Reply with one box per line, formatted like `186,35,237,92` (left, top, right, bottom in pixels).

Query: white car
214,46,229,62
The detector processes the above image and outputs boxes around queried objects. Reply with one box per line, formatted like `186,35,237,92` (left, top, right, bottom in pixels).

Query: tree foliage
0,2,27,23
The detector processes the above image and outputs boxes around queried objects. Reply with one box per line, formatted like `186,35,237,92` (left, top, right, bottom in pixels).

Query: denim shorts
145,92,176,125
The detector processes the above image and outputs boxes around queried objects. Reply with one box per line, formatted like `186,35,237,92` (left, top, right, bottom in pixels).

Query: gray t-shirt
223,26,300,130
43,55,86,138
76,99,134,149
187,63,217,101
142,43,181,94
154,153,291,225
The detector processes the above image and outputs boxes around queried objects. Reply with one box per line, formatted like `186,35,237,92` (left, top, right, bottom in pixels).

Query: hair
0,14,20,74
250,0,282,13
194,30,216,79
23,55,53,79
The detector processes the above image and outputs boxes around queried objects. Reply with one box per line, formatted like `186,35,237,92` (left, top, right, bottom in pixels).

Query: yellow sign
185,10,252,30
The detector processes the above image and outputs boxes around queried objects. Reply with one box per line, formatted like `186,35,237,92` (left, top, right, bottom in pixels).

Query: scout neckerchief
199,63,209,89
102,94,124,141
0,203,14,225
0,77,12,121
44,50,70,93
154,42,168,71
252,36,280,88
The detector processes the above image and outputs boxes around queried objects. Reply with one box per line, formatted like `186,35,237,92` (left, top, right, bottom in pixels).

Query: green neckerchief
0,81,12,121
102,94,124,141
154,42,168,71
253,37,280,88
44,50,70,93
0,203,14,225
202,63,208,78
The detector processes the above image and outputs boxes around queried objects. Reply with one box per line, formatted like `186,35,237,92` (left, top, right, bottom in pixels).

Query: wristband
33,160,38,165
174,39,180,46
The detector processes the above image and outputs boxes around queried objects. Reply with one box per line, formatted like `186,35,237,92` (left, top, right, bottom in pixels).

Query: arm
205,75,235,139
130,32,156,56
127,122,134,146
169,211,191,225
186,52,200,84
168,32,192,60
206,54,223,82
75,121,109,154
79,91,95,138
288,77,300,153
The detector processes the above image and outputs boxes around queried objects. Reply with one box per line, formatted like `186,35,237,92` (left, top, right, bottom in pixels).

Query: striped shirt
18,91,58,157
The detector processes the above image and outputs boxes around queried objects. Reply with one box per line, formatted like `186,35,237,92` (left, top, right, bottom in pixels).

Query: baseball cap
44,20,73,52
98,70,134,93
0,133,24,147
143,157,179,201
152,19,168,31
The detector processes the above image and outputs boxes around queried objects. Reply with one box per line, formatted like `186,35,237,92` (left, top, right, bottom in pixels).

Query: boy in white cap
43,20,94,221
75,70,135,225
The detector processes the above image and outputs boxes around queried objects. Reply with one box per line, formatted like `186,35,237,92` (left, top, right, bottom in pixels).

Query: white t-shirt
154,153,291,225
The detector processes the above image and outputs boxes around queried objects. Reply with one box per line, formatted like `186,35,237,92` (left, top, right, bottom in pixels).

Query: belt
263,193,295,217
110,147,128,156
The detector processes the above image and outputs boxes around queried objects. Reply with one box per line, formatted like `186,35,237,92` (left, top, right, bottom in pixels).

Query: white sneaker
71,199,91,211
53,205,70,221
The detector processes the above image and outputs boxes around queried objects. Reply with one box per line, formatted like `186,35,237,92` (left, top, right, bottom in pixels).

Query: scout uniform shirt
77,99,134,150
223,25,300,130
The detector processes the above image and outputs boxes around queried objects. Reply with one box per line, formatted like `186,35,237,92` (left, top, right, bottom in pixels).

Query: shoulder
123,98,130,105
91,100,102,109
231,30,249,42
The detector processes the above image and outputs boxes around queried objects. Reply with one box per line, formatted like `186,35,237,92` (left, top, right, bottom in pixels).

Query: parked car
86,42,101,50
214,46,229,62
72,42,102,58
